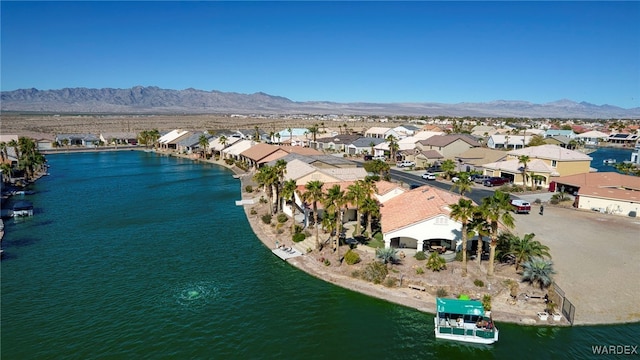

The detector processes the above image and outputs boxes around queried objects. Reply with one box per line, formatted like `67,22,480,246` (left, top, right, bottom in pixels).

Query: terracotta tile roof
418,150,444,159
554,172,640,191
373,181,404,197
284,159,316,181
380,186,466,233
456,148,507,165
295,181,357,209
240,143,279,161
482,158,555,174
282,146,323,155
418,134,480,147
508,145,591,161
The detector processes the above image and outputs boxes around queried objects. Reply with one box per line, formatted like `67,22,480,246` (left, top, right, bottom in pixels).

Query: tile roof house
284,159,368,185
455,148,508,172
544,135,575,149
239,143,286,168
346,137,385,155
315,134,362,152
482,145,593,187
544,129,577,139
608,133,639,145
55,133,101,148
158,130,190,150
100,132,138,145
222,140,254,161
417,135,480,159
364,127,394,139
551,172,640,217
575,130,609,145
379,186,467,252
486,134,531,150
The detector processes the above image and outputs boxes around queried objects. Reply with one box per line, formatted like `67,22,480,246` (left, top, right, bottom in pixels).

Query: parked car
426,165,442,172
372,155,386,161
472,175,491,184
451,176,460,183
396,160,416,168
510,199,531,214
363,154,373,161
483,177,511,187
421,172,437,180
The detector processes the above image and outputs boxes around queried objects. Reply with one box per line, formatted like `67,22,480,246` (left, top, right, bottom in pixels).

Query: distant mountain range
2,86,639,118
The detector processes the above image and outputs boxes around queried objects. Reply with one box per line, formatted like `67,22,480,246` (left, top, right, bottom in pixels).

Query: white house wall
578,195,640,217
383,216,462,252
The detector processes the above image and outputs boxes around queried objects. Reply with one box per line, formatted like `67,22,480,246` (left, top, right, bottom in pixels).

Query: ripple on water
170,281,220,310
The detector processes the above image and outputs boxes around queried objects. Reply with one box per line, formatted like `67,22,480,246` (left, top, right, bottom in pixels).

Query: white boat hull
434,318,499,345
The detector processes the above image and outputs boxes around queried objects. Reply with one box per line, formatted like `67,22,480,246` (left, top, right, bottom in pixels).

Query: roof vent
427,196,435,200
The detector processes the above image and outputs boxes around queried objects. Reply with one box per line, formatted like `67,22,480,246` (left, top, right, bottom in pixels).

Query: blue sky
2,1,639,108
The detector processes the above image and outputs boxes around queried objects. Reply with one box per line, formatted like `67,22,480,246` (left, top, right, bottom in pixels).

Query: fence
552,282,575,325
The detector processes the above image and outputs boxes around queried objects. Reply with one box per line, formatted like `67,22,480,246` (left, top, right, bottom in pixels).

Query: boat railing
436,321,497,339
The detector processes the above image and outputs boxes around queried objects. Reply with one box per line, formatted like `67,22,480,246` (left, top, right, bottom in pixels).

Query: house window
551,160,557,167
435,217,448,225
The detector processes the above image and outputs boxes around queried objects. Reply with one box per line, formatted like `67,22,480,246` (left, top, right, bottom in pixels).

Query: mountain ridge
2,86,639,118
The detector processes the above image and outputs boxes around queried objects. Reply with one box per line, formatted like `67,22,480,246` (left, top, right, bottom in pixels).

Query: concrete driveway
510,204,640,325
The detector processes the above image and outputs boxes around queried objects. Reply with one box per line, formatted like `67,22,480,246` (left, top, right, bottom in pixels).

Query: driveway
510,204,640,325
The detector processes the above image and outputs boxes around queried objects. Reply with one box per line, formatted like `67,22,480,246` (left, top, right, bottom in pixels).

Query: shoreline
33,149,639,327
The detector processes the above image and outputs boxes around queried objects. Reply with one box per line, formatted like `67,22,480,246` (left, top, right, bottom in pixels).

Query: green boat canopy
436,297,485,316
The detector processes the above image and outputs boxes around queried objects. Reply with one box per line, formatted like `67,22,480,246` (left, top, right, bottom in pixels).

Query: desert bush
361,261,389,284
250,208,257,215
455,251,463,262
259,197,268,204
292,232,306,243
414,251,427,261
351,270,362,278
324,258,331,266
276,228,284,235
426,252,447,272
344,249,361,265
416,267,424,275
383,277,397,288
224,158,234,165
474,279,485,287
245,185,253,193
533,198,542,204
436,288,448,297
482,294,492,311
277,213,288,223
261,213,272,224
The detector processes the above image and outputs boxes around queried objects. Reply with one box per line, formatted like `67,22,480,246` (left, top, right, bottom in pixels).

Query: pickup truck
396,160,416,168
510,199,531,214
483,177,511,187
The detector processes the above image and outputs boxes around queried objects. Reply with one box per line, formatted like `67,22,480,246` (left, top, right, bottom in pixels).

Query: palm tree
385,135,399,162
441,159,456,180
324,184,345,251
507,233,551,271
287,127,293,144
198,134,209,159
451,172,473,196
302,180,324,249
521,257,556,289
361,196,380,238
307,124,319,147
518,155,531,190
376,247,399,265
449,198,475,276
482,191,515,276
468,207,491,264
254,165,278,214
0,142,8,164
254,126,261,142
273,159,288,213
281,179,299,234
1,162,13,183
346,180,369,235
218,135,228,159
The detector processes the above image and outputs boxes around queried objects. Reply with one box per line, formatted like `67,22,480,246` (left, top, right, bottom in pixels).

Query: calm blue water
1,151,638,359
589,147,633,173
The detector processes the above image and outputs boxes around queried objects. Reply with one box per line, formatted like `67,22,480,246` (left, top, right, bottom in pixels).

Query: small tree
426,252,447,272
521,257,556,289
375,247,399,265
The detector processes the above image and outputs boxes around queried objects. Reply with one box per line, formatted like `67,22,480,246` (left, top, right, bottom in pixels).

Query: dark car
426,166,442,173
472,175,491,184
483,177,511,187
363,155,373,161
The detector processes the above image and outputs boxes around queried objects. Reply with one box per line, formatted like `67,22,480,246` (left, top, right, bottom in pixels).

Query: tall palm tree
218,135,228,158
287,127,293,144
483,191,515,276
518,155,531,190
385,135,399,162
521,257,556,289
302,180,324,249
451,172,473,196
449,198,476,276
198,134,209,159
0,142,8,164
346,180,366,235
1,162,13,183
361,196,380,238
254,165,278,214
281,179,299,234
468,207,491,264
324,184,345,251
254,126,261,142
273,159,288,214
506,233,551,271
307,124,319,147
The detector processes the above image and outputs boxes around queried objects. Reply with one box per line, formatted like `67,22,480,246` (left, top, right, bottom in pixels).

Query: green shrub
455,251,463,262
259,197,268,204
224,158,234,165
549,198,559,205
351,270,361,278
293,224,304,234
344,249,361,265
474,279,485,287
416,267,424,275
292,233,306,243
277,213,288,223
426,252,447,272
436,288,448,297
250,208,257,215
361,261,389,284
245,185,253,193
324,258,331,266
482,294,492,311
261,213,272,224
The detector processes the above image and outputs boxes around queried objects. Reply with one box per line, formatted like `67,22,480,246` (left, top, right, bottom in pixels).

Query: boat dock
272,246,303,260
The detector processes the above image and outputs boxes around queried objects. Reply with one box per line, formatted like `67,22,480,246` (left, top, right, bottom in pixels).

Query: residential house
608,133,639,146
481,145,593,187
392,124,421,138
544,135,575,149
176,132,212,155
455,148,508,173
486,134,531,149
575,130,609,146
315,134,361,152
158,130,189,151
55,133,101,148
551,172,640,217
100,132,138,145
544,129,577,139
416,135,480,159
345,137,385,155
380,186,467,253
275,128,310,146
208,136,240,158
364,127,400,139
630,140,640,164
221,139,254,161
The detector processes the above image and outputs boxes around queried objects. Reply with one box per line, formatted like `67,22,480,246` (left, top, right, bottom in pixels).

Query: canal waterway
1,151,637,359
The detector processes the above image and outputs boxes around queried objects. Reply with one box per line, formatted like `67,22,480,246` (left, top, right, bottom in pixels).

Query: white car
421,172,436,180
396,160,416,168
372,155,386,161
451,176,460,183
